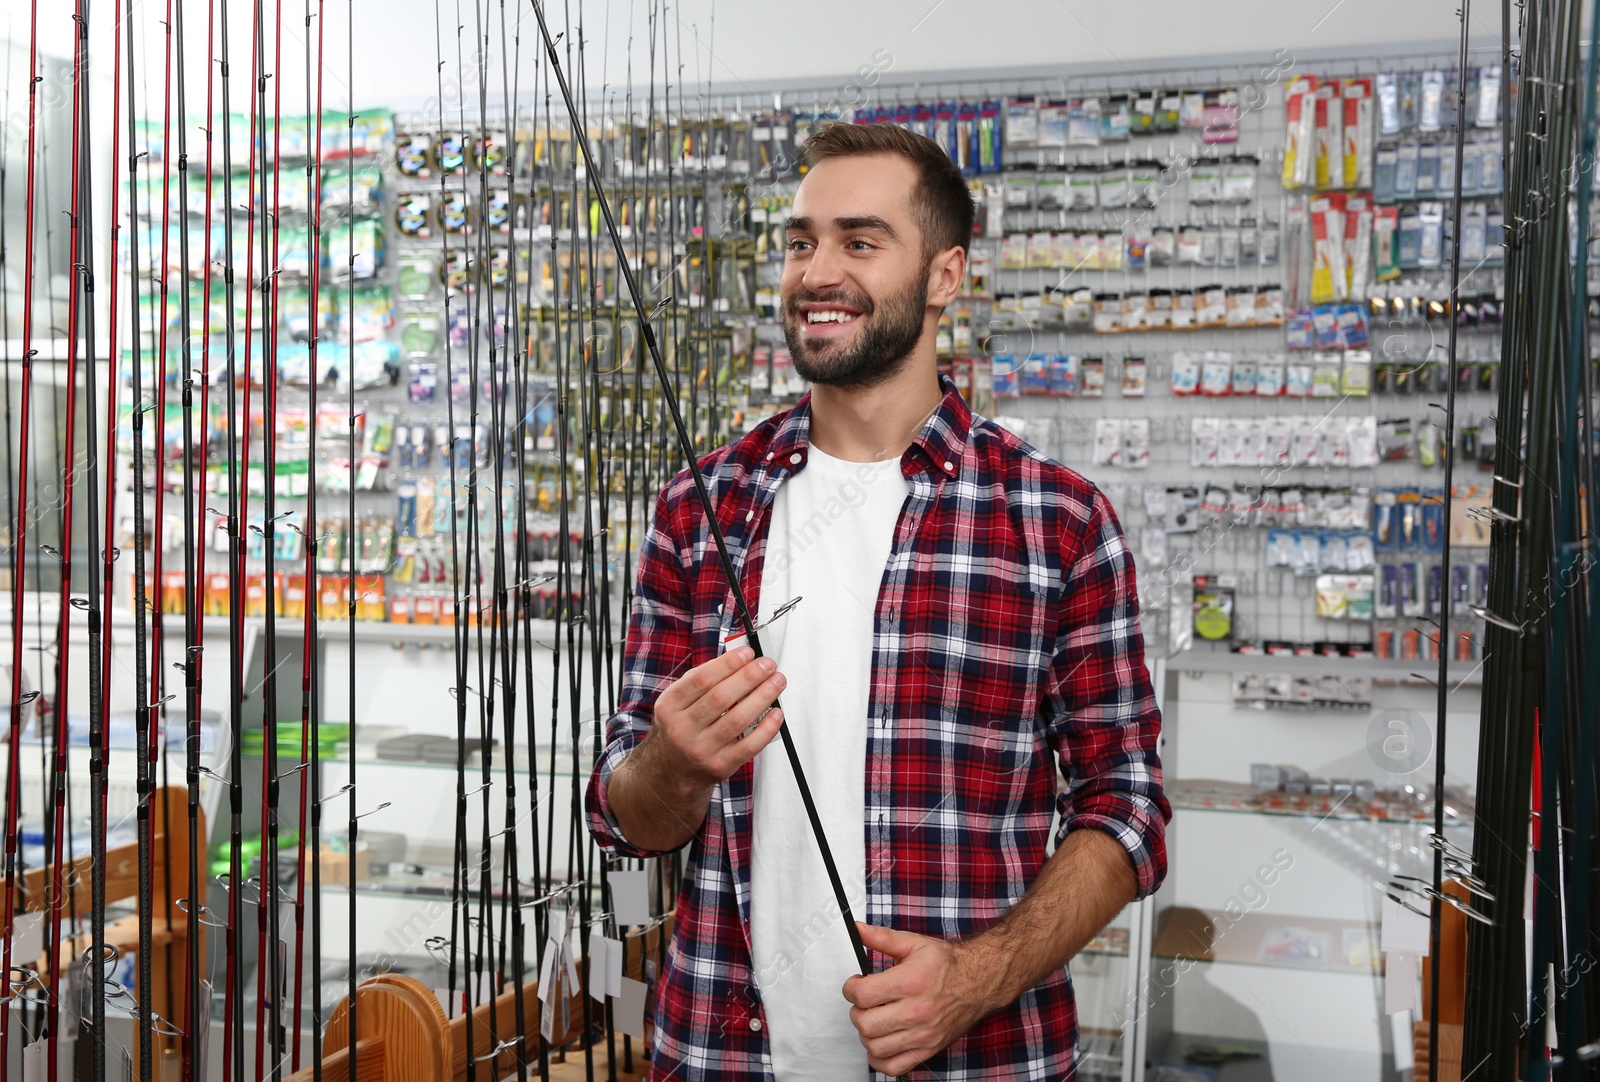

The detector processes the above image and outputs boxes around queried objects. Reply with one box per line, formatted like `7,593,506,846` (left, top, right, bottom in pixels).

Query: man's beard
782,271,929,390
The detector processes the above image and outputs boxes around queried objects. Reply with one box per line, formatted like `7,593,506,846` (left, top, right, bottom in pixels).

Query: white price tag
21,1040,45,1082
606,935,624,998
588,936,610,1002
612,870,651,926
1380,897,1430,955
10,914,42,964
1384,951,1417,1014
616,976,648,1038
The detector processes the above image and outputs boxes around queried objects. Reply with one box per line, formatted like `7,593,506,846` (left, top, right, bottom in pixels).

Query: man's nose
802,241,848,292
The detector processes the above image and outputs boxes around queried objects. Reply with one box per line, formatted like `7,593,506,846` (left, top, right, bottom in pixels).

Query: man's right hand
606,646,787,851
649,645,788,787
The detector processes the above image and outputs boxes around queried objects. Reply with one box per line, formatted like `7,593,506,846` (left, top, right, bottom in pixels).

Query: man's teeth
806,310,857,324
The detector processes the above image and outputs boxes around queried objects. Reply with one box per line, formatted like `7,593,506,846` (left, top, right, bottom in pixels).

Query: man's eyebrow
834,215,898,238
784,214,899,240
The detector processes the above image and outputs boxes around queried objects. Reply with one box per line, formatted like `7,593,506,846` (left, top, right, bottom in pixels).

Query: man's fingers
873,1048,930,1078
715,678,785,742
663,646,753,709
687,658,782,725
709,703,784,775
844,966,921,1011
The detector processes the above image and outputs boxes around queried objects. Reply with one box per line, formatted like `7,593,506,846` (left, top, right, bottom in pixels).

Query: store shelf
1168,779,1473,828
0,601,620,649
1164,648,1485,686
1153,905,1380,975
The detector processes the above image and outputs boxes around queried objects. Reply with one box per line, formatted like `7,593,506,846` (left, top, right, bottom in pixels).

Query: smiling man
587,121,1169,1080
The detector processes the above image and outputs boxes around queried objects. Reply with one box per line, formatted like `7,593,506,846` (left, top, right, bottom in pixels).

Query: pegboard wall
962,45,1511,668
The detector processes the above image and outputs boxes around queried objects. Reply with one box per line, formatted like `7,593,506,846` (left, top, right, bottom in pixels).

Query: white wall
0,0,1499,364
13,0,1500,122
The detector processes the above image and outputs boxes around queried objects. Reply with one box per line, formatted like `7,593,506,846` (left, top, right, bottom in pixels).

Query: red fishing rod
0,2,43,1077
121,0,160,1073
290,0,329,1066
215,0,249,1070
174,0,220,1073
167,0,206,1072
44,0,94,1069
256,0,290,1065
149,2,180,1062
93,3,128,1078
242,0,275,1068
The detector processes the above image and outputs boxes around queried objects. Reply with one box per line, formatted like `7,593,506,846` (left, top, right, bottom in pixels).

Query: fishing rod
341,5,363,1079
122,0,159,1074
151,1,180,1062
291,0,329,1068
91,3,129,1077
215,0,248,1067
1554,0,1600,1060
44,0,93,1069
169,0,206,1071
253,0,289,1065
433,0,474,1053
463,0,499,1061
523,0,874,981
0,0,42,1071
181,0,223,1075
486,11,536,1082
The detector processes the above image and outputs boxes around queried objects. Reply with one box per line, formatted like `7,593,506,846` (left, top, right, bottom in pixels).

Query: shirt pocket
929,569,1048,719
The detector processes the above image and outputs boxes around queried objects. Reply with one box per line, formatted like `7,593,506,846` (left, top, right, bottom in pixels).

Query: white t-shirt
750,445,909,1081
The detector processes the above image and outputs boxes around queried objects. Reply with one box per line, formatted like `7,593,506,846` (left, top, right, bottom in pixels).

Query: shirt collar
762,373,971,479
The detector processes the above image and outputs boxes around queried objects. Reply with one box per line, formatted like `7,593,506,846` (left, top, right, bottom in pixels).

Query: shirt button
789,453,802,465
749,1018,763,1032
745,510,754,522
943,460,955,472
765,452,774,462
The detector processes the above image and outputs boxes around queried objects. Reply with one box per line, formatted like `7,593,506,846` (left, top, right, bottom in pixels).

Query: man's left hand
841,922,1005,1078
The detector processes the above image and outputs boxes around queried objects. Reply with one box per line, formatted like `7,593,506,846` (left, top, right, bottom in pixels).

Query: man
587,121,1169,1080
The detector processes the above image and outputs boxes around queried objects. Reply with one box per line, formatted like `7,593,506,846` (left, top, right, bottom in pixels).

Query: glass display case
1139,652,1479,1082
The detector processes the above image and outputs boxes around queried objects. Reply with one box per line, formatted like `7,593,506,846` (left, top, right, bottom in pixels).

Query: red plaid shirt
587,377,1169,1080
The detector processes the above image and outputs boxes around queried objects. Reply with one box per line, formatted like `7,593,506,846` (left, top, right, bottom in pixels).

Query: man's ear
926,245,967,309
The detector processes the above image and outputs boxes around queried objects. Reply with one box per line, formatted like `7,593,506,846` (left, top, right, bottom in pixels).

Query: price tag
617,976,648,1038
1380,897,1430,954
612,870,650,926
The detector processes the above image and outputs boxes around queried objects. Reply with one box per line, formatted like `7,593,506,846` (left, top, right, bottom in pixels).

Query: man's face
780,154,934,390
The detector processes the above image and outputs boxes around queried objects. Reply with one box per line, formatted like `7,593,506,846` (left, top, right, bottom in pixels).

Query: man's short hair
798,122,975,261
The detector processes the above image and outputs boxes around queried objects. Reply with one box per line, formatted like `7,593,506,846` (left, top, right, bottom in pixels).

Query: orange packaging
411,594,437,625
244,573,268,617
282,573,307,619
354,575,385,621
438,595,457,627
1400,628,1421,661
205,573,230,616
161,571,186,615
390,593,412,624
317,575,347,621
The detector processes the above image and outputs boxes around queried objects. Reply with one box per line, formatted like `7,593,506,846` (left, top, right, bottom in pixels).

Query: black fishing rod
302,0,329,1075
341,3,362,1078
524,0,873,986
168,0,206,1068
490,9,535,1080
66,0,108,1076
0,1,42,1074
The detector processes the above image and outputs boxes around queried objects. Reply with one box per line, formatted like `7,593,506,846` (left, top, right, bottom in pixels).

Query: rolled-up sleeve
585,482,696,859
1043,487,1171,898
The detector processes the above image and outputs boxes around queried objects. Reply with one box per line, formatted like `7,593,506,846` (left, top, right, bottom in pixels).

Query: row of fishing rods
0,0,728,1077
1460,0,1600,1075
